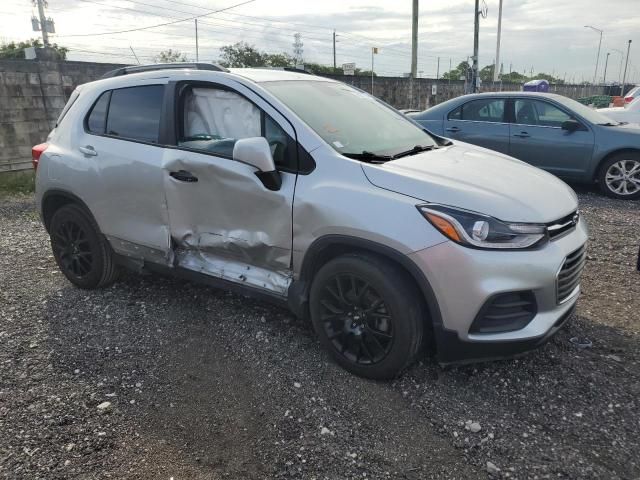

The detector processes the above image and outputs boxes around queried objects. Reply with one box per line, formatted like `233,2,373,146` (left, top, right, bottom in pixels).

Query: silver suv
34,63,588,379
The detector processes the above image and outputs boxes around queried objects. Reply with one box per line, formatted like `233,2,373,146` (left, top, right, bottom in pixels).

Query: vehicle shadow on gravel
44,270,640,479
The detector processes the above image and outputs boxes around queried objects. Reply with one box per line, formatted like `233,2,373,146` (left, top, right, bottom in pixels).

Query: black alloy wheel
49,204,120,289
310,254,426,380
52,219,94,278
318,273,394,365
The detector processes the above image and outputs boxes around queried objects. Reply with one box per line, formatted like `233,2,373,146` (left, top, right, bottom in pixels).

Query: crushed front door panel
163,151,295,296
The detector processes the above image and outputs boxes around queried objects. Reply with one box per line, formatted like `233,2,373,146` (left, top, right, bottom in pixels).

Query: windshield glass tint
263,80,436,155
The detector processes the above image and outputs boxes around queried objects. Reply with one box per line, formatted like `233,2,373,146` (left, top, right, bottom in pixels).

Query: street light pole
493,0,503,82
472,0,480,92
584,25,603,85
621,40,632,97
603,52,610,84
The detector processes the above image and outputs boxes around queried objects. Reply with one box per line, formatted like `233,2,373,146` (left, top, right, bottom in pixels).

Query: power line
55,0,256,37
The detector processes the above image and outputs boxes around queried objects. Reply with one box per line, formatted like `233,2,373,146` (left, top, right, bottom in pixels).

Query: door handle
169,170,198,183
79,145,97,156
445,126,461,133
513,132,530,138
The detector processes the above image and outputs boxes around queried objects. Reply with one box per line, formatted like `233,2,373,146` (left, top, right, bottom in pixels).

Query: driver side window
178,85,295,169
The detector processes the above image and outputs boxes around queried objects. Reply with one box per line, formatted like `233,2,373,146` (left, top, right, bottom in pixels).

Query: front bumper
409,216,588,364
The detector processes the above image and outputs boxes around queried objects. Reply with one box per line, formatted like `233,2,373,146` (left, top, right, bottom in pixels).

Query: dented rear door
162,80,296,296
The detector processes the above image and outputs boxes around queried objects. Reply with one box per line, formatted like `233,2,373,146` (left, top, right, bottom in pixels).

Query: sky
1,0,639,83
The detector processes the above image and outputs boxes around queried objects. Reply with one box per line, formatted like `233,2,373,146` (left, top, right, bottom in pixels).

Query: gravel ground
0,189,639,480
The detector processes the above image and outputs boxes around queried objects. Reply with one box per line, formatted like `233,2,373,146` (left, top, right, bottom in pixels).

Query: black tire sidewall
49,205,108,289
598,154,640,200
309,254,424,380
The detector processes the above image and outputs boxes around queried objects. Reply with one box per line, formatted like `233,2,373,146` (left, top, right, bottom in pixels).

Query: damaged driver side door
163,80,297,296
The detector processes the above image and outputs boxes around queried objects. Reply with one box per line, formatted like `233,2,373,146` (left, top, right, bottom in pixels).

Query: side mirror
233,137,281,191
561,119,582,133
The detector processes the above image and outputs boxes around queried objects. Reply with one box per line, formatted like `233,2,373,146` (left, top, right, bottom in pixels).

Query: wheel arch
41,189,96,232
288,235,443,331
593,148,640,181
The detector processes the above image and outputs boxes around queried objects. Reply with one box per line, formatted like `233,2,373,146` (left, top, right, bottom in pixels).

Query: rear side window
449,99,505,123
106,85,164,143
86,91,111,134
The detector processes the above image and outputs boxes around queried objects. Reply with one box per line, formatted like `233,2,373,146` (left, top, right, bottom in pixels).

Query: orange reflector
425,213,461,242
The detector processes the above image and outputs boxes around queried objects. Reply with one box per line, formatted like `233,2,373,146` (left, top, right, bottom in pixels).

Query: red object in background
31,143,48,171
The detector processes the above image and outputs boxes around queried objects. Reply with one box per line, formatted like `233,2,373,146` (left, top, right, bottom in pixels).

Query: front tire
309,254,425,380
598,153,640,199
49,204,120,289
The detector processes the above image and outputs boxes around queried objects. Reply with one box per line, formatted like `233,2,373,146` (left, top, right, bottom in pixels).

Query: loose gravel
0,189,638,479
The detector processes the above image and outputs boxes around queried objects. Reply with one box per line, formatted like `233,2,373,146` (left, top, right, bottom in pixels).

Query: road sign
343,62,356,75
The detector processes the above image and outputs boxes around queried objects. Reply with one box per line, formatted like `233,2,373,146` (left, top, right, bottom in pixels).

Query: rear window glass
86,91,111,134
105,85,164,143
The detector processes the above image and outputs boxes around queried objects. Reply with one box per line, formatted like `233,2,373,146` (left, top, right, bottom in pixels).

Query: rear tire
598,153,640,199
49,204,120,289
309,253,425,380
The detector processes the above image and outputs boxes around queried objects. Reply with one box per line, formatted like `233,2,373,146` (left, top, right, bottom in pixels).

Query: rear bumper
434,302,576,365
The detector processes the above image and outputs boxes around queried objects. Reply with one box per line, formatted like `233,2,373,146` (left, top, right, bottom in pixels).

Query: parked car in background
599,97,640,125
409,92,640,199
623,85,640,106
34,64,587,379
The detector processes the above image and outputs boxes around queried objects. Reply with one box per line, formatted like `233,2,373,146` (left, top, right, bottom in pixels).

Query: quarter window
449,99,505,123
86,91,111,134
105,85,164,143
514,100,571,127
178,86,295,169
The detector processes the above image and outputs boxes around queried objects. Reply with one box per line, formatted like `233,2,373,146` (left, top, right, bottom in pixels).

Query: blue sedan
409,92,640,199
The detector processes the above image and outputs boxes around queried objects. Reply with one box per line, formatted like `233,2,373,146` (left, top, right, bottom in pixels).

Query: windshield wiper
342,151,393,163
597,122,620,126
392,144,438,159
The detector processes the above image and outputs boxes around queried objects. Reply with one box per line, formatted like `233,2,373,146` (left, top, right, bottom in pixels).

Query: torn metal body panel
163,150,296,295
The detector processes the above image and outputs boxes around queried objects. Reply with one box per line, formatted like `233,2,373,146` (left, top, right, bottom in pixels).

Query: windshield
555,95,622,125
263,80,437,157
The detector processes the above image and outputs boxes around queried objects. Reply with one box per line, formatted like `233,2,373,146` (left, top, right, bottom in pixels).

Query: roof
229,67,334,83
455,91,566,100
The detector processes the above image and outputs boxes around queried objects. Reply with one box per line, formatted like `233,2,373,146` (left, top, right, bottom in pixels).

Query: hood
361,142,578,223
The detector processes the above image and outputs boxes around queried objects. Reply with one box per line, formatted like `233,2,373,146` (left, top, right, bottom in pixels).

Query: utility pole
411,0,418,78
584,25,603,85
612,48,624,85
371,47,378,95
333,30,336,70
35,0,50,46
493,0,503,82
603,52,610,84
621,40,632,96
195,19,199,62
472,0,480,92
436,57,440,79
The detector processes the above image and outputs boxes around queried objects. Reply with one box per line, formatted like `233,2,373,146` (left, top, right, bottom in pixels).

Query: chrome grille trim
556,244,587,304
547,211,580,241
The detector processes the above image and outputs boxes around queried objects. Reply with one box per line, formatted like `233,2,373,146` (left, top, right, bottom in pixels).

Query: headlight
417,204,547,249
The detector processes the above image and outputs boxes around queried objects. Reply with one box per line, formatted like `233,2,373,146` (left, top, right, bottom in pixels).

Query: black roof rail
101,62,229,79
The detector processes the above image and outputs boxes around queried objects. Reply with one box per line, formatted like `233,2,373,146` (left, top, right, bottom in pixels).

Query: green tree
219,42,267,67
442,60,471,81
155,49,188,63
0,38,68,60
479,64,495,82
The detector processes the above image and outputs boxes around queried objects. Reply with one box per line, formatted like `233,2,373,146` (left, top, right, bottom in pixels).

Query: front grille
470,291,537,334
557,244,587,303
547,211,579,240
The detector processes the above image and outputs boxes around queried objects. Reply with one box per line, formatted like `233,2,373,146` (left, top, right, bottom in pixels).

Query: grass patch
0,170,35,196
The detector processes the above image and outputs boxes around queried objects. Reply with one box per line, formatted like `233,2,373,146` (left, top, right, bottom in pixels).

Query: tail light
31,143,48,171
625,96,634,103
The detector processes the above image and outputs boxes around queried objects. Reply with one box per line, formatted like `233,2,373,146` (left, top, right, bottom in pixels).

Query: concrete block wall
0,54,124,172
